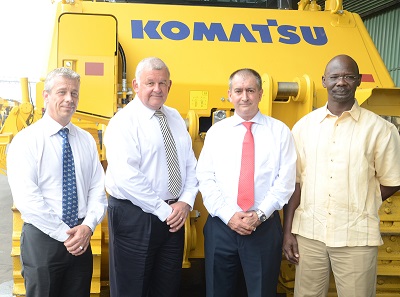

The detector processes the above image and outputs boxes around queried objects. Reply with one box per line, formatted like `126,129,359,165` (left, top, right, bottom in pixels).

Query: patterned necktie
237,122,255,211
154,110,182,198
58,128,78,228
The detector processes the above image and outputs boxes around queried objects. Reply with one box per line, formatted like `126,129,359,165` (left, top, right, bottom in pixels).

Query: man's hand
64,225,92,256
242,210,261,230
166,201,190,232
283,232,300,264
228,211,258,235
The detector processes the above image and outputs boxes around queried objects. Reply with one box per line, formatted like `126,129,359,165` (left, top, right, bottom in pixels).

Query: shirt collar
318,99,361,123
232,110,263,126
43,113,74,137
132,95,165,120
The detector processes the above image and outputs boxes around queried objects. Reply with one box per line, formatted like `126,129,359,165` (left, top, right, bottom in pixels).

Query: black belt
165,198,178,205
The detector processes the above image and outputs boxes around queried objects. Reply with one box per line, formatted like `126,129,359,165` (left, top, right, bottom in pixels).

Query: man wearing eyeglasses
282,54,400,297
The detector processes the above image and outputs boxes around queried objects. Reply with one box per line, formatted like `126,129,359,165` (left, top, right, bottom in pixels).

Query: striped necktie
237,122,255,211
154,110,182,198
58,128,78,227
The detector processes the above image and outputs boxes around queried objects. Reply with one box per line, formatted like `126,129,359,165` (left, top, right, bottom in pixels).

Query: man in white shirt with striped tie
104,57,198,297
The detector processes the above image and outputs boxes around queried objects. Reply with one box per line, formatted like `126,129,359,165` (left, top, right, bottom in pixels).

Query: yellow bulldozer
1,0,399,296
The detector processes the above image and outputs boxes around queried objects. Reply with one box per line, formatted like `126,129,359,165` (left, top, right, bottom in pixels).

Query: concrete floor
0,174,13,297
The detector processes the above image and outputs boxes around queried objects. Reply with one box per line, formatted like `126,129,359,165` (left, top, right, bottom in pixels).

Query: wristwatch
256,209,267,222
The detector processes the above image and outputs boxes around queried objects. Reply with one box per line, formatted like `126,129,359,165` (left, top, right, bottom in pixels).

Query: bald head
324,55,359,77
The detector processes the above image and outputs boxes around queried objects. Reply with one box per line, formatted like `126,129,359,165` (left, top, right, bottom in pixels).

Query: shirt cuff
153,202,173,222
259,202,276,220
82,217,97,233
178,192,196,210
49,223,70,242
217,208,237,225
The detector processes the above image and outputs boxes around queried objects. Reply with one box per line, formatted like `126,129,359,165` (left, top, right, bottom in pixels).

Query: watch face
257,210,267,222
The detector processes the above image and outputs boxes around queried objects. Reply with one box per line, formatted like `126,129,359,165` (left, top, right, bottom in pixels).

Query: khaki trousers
294,235,378,297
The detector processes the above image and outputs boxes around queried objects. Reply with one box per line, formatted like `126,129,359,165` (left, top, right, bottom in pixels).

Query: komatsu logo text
131,19,327,45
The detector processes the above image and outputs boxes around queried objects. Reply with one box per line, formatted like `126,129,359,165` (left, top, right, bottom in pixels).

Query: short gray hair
229,68,262,90
135,57,170,84
44,67,80,92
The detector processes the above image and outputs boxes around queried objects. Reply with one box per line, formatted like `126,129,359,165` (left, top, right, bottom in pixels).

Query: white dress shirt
196,111,296,224
104,96,198,222
7,114,108,242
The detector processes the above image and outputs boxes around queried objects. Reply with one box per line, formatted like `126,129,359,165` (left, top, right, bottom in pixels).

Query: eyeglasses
325,75,360,83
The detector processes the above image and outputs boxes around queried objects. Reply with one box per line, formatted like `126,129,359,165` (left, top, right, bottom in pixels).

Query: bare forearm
381,185,400,201
283,183,301,234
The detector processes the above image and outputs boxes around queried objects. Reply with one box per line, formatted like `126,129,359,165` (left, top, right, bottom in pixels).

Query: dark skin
282,183,300,264
380,185,400,201
322,54,361,116
282,55,400,264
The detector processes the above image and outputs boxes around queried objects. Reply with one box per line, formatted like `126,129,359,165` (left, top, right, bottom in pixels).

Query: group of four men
7,54,400,297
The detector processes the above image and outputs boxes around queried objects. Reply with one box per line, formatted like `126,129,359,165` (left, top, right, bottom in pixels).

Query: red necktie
237,122,254,211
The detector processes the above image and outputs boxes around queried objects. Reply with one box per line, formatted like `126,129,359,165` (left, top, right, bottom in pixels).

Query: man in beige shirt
283,54,400,297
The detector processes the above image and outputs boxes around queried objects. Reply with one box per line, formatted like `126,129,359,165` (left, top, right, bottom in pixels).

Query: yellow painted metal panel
56,1,396,119
5,1,400,296
58,13,117,118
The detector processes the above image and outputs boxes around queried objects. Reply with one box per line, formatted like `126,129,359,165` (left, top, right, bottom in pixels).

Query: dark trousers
20,223,93,297
204,212,283,297
108,196,184,297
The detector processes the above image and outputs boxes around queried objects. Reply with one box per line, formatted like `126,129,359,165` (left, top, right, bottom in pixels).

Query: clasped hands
228,211,261,236
64,224,92,256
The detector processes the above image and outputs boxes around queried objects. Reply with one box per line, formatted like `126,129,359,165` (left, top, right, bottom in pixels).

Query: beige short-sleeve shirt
291,101,400,247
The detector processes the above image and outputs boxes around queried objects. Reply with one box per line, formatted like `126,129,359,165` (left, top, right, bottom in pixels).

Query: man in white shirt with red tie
196,68,296,297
